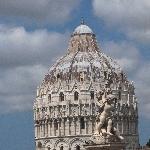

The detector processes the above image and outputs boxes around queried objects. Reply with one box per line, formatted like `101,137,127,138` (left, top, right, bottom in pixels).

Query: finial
81,17,85,25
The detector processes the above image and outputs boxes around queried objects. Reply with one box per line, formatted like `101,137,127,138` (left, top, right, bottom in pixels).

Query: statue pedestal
84,135,126,150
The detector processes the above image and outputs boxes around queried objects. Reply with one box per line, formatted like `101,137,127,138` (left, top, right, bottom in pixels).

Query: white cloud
0,25,70,113
0,24,69,68
0,0,80,24
0,65,47,113
102,41,140,74
127,28,150,44
93,0,150,43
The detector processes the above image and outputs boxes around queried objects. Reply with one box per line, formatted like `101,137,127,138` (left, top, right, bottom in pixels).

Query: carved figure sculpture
95,89,124,140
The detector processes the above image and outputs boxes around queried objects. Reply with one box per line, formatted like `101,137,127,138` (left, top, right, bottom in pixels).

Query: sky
0,0,150,149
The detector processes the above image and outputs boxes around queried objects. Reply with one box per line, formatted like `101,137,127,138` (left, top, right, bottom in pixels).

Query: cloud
0,24,69,69
92,0,150,44
127,28,150,44
102,41,140,75
0,25,69,113
0,65,47,113
0,0,80,24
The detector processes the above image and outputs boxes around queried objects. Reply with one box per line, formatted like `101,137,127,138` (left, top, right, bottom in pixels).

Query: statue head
106,94,117,103
96,90,104,100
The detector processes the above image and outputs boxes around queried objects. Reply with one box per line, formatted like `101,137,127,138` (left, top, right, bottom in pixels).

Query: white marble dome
73,24,93,34
42,24,121,87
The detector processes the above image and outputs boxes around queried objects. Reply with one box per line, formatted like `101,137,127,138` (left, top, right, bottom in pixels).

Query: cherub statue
94,88,123,140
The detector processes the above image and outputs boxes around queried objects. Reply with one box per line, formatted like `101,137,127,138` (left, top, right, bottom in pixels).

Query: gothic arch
71,82,79,92
74,91,79,101
36,141,43,149
44,140,53,149
69,138,85,150
54,139,69,150
72,87,80,94
59,92,65,101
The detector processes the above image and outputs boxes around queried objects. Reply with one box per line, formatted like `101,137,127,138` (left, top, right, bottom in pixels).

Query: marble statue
95,88,124,140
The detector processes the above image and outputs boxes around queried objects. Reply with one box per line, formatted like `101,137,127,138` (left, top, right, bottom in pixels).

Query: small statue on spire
81,17,85,25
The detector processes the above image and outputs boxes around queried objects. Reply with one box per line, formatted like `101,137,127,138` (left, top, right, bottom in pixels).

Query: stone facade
33,23,139,150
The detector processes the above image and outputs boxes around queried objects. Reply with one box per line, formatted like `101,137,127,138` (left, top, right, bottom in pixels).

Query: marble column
43,123,45,137
58,119,60,136
46,123,48,137
73,118,76,135
129,118,131,134
67,118,70,135
61,118,65,136
35,125,37,138
90,103,92,115
90,117,93,134
52,119,55,136
48,121,51,137
37,125,40,138
127,120,129,134
127,93,130,105
79,117,81,134
122,121,124,134
85,117,87,134
41,123,43,137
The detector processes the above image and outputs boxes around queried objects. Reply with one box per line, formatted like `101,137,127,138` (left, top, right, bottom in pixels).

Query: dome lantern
73,19,94,35
73,24,93,35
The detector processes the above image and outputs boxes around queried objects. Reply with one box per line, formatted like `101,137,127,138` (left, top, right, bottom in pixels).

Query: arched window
60,146,63,150
74,91,79,101
90,91,94,99
118,86,122,100
79,72,84,82
80,117,85,129
118,91,121,100
37,142,42,148
121,72,124,81
47,147,51,150
57,73,60,79
59,92,64,101
104,71,107,79
54,121,58,130
76,145,80,150
48,94,51,102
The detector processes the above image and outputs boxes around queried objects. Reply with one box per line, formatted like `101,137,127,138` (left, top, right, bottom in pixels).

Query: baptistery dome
34,22,139,150
42,23,121,88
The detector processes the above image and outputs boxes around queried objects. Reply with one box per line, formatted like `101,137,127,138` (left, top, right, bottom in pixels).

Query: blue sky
0,0,150,149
